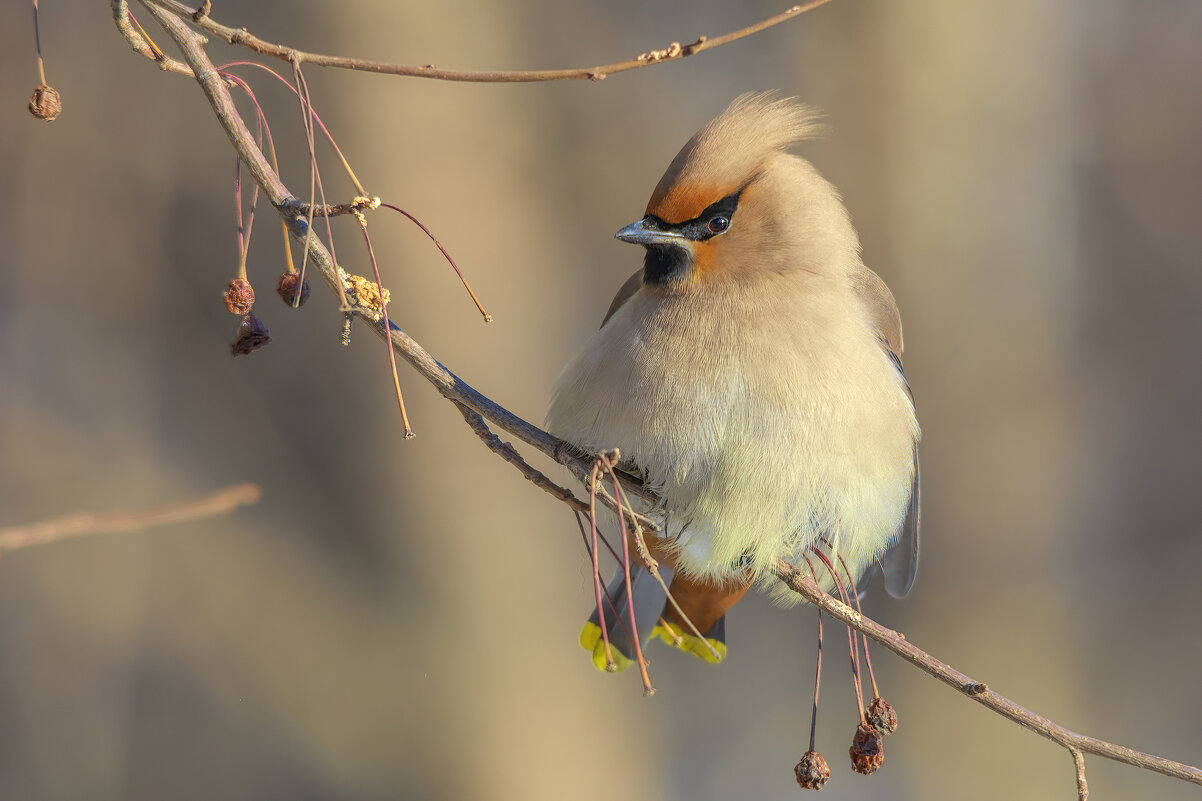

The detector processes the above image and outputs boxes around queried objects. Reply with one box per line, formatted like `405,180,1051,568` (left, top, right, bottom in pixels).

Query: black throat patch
643,244,691,285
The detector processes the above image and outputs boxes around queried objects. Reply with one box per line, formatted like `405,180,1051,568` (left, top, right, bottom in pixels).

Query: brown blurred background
2,2,1200,799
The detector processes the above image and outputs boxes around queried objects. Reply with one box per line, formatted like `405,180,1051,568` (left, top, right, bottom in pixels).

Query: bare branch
1070,747,1089,801
134,1,1202,793
143,0,832,83
771,560,1202,788
0,483,261,554
279,196,379,219
453,401,588,514
111,0,194,76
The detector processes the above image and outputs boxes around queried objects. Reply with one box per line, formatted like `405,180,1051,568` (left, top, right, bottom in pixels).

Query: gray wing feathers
854,265,920,598
852,266,904,357
881,450,921,599
600,269,644,328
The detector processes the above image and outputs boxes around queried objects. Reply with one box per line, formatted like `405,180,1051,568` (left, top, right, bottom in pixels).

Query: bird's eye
708,215,730,234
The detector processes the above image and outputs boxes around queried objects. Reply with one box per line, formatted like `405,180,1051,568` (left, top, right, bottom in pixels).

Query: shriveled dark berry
230,313,270,355
794,750,830,790
29,84,62,121
224,277,256,315
276,271,310,307
867,697,898,736
849,722,884,775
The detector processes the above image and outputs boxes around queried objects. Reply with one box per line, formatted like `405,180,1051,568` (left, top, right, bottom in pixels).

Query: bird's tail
580,564,749,670
580,563,671,671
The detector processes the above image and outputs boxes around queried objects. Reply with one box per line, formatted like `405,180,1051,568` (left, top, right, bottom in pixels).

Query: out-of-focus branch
135,2,1202,795
0,483,261,555
141,0,832,83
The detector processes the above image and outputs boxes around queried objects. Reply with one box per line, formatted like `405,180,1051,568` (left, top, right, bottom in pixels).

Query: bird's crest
646,92,824,224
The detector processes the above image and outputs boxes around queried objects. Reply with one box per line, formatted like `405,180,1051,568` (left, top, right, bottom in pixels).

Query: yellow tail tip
579,621,635,672
652,622,727,664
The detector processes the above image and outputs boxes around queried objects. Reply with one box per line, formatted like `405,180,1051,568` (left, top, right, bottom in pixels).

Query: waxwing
547,93,920,669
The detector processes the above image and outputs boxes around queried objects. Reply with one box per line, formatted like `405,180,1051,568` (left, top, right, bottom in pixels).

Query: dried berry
230,313,270,355
224,277,256,315
866,697,898,736
849,722,884,775
277,271,310,307
794,750,830,790
28,84,62,121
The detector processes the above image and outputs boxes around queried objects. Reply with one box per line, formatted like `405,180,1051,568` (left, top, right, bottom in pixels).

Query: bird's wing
600,269,644,328
881,448,920,598
853,266,920,599
853,266,904,358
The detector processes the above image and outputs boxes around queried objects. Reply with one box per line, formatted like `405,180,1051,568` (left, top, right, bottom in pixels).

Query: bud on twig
28,84,62,121
794,750,830,790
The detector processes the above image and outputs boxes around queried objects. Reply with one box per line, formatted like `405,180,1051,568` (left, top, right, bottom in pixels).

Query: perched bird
547,93,920,670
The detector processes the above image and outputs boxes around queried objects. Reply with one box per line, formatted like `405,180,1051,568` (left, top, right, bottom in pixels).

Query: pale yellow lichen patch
344,273,391,321
830,599,862,624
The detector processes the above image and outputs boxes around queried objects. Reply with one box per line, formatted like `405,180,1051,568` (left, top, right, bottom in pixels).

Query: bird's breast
547,278,917,582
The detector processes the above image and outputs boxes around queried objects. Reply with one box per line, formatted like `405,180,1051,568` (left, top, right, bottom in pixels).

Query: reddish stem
603,452,654,695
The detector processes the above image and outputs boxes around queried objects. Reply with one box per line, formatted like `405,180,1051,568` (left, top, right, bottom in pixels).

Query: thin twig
292,58,348,313
136,3,1202,792
599,454,655,694
358,218,414,437
600,451,717,660
0,483,261,554
771,560,1202,787
32,0,47,85
811,609,823,752
587,460,617,670
380,203,492,323
1071,747,1089,801
144,0,832,83
840,554,881,699
804,550,825,754
451,413,591,513
810,546,865,721
111,0,193,75
219,60,367,196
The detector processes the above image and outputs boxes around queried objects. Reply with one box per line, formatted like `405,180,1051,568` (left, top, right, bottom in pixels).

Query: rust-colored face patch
688,240,720,281
646,181,739,225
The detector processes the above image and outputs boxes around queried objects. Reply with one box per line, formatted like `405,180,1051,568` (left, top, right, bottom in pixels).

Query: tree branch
771,560,1201,788
138,0,651,521
142,0,832,83
112,0,194,76
0,483,261,554
134,1,1202,793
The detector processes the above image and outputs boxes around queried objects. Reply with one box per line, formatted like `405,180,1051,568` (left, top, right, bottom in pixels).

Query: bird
546,93,920,671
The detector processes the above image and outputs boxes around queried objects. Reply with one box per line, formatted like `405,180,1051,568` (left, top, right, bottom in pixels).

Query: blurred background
2,1,1200,799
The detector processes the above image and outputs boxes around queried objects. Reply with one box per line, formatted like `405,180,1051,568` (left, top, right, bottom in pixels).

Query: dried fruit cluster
224,271,310,356
797,696,899,790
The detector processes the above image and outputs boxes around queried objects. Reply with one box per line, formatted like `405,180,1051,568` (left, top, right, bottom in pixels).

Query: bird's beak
614,217,686,247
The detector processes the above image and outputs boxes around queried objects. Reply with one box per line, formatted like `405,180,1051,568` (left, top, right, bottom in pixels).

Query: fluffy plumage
548,93,920,615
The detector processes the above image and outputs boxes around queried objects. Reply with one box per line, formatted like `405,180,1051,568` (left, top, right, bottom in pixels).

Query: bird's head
616,93,856,290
